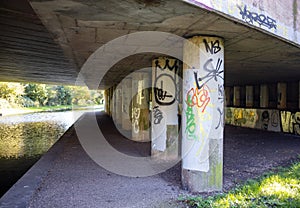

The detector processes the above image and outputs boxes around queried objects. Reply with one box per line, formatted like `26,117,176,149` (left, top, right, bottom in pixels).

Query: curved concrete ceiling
0,0,299,88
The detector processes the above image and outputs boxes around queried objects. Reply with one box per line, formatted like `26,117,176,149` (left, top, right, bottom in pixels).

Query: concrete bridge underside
0,0,299,88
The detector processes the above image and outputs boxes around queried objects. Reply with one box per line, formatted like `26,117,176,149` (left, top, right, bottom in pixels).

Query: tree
0,82,24,107
68,86,91,105
55,86,72,105
24,84,47,106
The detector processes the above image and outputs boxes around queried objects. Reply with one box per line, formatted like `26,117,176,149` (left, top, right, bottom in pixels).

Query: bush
21,97,35,107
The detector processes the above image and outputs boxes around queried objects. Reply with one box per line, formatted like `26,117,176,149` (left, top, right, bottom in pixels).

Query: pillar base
182,139,223,193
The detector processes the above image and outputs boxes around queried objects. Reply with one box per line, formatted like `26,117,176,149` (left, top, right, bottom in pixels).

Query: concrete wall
225,107,300,136
184,0,300,46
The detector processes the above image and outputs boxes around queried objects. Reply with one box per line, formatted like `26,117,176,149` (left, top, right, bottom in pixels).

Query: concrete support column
151,57,179,160
112,85,117,119
104,89,109,113
246,85,254,107
182,36,224,192
121,78,132,131
260,84,269,108
277,82,287,109
131,72,150,142
225,87,231,106
233,86,240,107
108,87,113,116
114,86,122,127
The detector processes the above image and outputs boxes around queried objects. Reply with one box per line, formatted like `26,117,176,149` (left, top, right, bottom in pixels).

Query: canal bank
1,111,300,208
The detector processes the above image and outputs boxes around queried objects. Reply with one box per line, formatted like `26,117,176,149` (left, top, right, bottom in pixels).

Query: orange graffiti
186,85,210,112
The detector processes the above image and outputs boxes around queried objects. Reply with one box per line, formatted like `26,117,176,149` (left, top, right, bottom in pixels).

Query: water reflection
0,110,87,197
0,122,65,158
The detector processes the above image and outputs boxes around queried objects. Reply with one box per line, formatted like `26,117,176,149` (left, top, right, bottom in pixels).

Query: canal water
0,110,93,197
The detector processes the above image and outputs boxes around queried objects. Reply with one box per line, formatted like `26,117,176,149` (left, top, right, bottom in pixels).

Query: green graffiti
185,95,196,140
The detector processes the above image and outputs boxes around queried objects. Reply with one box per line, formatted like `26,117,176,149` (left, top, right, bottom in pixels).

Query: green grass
183,160,300,208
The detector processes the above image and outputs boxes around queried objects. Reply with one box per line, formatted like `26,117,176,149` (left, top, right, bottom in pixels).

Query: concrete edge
0,126,75,208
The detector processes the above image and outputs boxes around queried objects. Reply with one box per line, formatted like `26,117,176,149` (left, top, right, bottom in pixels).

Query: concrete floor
1,112,300,208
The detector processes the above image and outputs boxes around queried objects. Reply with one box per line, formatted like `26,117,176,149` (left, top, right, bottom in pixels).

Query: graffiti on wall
225,107,280,132
183,0,298,45
281,111,300,135
182,37,224,172
226,107,300,136
238,5,277,30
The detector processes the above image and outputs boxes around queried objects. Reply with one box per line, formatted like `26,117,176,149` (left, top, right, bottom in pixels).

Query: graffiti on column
203,39,221,54
238,5,277,30
216,83,225,129
154,59,178,105
153,106,163,124
133,107,140,134
152,57,179,152
215,107,224,129
185,95,196,140
137,80,144,105
184,84,211,140
186,85,210,113
193,58,223,90
182,37,224,172
218,84,224,103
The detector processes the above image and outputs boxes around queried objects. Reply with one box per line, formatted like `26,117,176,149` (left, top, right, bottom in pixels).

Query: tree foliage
0,82,103,108
0,82,24,107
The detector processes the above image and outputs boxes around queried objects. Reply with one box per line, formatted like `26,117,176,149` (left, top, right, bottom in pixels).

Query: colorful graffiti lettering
233,108,246,126
186,85,210,113
226,107,300,136
281,111,300,135
185,95,197,140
